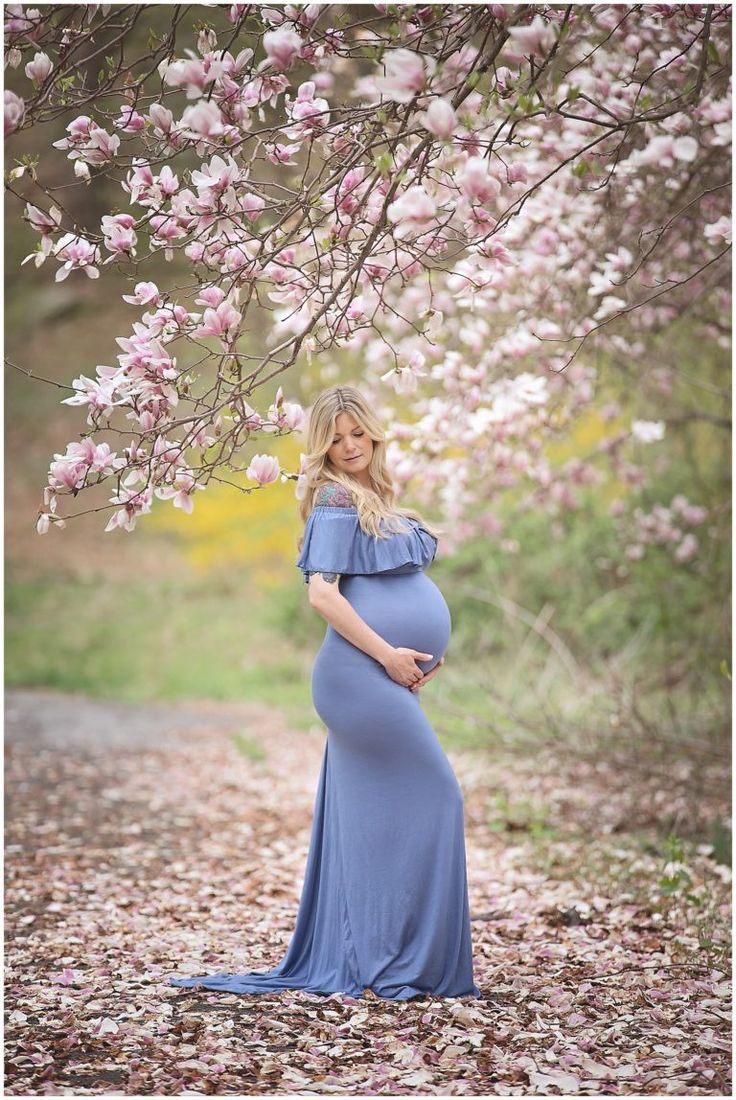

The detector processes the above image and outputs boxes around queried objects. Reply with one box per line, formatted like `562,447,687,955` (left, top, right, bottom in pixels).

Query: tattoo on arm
319,571,339,583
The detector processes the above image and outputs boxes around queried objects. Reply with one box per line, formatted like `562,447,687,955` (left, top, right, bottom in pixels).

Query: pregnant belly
338,571,451,673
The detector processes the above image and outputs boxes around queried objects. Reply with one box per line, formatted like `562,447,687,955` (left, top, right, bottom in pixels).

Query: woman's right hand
381,646,434,687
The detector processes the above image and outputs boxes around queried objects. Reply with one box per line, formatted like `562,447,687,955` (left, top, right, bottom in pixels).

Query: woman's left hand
409,657,444,692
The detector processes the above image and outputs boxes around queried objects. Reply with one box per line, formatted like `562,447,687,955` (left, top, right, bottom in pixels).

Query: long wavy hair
297,385,443,549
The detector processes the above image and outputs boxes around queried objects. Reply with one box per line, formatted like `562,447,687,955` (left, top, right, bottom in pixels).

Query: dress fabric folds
168,486,480,1001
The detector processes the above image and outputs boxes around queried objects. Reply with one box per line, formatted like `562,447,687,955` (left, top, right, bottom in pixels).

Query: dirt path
5,688,730,1095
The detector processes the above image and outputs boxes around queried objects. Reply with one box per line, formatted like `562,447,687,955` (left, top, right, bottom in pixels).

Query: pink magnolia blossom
375,48,435,104
196,286,226,307
240,191,265,221
24,50,52,82
104,482,154,533
191,153,241,194
149,214,186,259
122,282,161,306
52,117,120,165
160,54,224,99
21,235,54,269
246,454,280,484
48,439,124,492
157,165,179,198
114,105,145,132
239,403,264,431
628,134,697,169
268,386,305,430
195,299,243,341
60,373,126,421
262,25,303,70
506,14,557,58
672,135,698,161
217,46,254,80
155,471,203,513
4,89,25,135
417,97,457,139
259,5,286,24
458,157,501,204
85,124,120,163
477,240,516,266
364,255,392,281
5,5,43,37
380,352,427,395
674,533,699,562
322,166,366,220
264,141,300,165
346,296,366,320
55,114,91,141
704,215,731,245
101,213,137,258
386,185,438,238
197,26,217,54
53,233,101,281
492,65,510,94
25,202,61,238
681,504,708,525
48,453,88,491
180,99,226,140
148,103,174,133
593,294,627,322
286,3,321,27
671,496,708,525
285,81,330,137
123,160,154,203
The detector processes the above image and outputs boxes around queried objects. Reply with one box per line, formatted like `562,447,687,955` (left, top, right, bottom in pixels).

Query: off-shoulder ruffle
296,506,437,583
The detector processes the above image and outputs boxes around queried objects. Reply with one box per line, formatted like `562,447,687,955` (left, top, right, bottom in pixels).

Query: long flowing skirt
168,571,480,1001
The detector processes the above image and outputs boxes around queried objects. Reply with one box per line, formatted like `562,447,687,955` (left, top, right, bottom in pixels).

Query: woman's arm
308,571,432,687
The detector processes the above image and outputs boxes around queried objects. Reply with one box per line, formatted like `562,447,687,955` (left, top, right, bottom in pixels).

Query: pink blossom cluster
616,495,710,565
3,4,728,549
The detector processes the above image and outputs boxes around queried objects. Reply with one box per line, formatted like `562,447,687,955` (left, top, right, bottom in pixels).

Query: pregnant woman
168,385,480,1001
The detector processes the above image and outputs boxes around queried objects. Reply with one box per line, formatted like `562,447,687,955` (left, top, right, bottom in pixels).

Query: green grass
231,730,269,763
5,566,317,731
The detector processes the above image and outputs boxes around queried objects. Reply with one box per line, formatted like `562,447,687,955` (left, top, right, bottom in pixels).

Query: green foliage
5,567,314,730
707,41,721,66
658,834,696,898
231,730,268,763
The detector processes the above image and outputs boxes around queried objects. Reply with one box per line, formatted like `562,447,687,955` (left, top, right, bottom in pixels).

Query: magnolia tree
5,2,731,566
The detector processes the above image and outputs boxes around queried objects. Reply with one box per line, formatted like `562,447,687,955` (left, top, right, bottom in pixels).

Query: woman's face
327,411,374,485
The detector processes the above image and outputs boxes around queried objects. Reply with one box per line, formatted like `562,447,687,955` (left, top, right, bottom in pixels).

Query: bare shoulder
313,481,355,508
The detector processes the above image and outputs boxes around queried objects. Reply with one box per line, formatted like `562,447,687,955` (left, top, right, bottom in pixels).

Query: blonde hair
297,385,443,549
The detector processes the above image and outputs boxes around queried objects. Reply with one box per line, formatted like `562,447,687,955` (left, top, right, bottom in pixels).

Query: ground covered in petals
5,689,731,1096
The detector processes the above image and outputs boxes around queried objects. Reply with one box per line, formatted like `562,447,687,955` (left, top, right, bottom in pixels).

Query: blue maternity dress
168,481,480,1001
